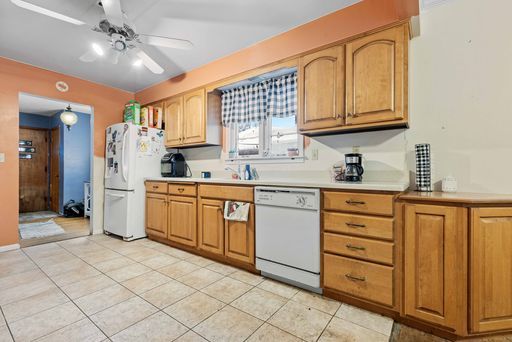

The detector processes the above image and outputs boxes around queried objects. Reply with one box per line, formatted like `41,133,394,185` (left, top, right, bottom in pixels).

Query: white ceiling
0,0,360,92
19,93,93,116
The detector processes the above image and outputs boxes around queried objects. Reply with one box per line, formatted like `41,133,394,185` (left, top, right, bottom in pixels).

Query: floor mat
19,211,59,223
19,219,66,240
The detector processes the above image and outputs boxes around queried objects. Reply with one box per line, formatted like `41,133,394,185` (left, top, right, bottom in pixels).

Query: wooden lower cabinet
198,198,225,255
225,204,255,264
404,204,467,333
168,195,197,247
471,208,512,333
145,193,168,238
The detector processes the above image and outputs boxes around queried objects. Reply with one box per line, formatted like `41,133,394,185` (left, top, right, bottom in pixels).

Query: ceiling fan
10,0,194,74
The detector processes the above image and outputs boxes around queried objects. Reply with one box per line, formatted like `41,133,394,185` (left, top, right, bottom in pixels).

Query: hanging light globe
60,105,78,130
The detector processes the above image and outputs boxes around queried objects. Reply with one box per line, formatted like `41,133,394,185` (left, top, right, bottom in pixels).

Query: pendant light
60,105,78,131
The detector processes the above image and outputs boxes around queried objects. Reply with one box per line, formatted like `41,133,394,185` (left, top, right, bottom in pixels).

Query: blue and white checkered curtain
221,72,297,126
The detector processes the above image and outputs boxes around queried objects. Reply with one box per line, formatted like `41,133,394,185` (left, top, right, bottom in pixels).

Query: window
222,70,303,162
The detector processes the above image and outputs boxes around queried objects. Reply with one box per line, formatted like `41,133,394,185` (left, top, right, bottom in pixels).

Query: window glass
269,116,300,158
237,121,260,157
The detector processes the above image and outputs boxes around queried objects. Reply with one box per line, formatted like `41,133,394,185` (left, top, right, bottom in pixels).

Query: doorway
18,93,93,247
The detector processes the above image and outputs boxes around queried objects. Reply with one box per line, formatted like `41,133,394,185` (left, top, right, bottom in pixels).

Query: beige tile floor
0,234,502,342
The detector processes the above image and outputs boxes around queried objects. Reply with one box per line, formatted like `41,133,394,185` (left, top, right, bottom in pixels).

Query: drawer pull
345,222,366,228
345,199,366,205
346,244,366,251
152,185,159,189
178,188,185,193
345,274,366,282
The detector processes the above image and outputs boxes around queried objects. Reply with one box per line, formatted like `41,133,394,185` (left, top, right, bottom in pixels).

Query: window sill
225,156,305,165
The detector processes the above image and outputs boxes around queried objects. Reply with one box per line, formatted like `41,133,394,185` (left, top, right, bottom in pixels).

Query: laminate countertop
145,177,409,192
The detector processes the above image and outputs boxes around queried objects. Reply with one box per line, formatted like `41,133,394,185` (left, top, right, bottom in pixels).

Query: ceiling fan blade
79,50,98,63
10,0,85,25
101,0,125,27
134,48,164,74
106,50,121,65
138,34,193,50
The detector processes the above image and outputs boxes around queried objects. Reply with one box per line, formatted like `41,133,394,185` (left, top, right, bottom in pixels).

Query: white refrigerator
103,122,166,240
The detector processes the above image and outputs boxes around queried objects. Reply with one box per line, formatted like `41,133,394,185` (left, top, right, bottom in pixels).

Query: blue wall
51,111,91,212
19,112,51,129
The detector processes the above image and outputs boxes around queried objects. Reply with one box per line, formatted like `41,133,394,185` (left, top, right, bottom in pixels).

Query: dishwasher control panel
254,186,320,210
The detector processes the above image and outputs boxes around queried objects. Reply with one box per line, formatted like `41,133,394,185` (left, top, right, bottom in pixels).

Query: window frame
226,116,304,164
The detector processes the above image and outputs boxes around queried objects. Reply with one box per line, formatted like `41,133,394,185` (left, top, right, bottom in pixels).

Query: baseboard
0,243,21,253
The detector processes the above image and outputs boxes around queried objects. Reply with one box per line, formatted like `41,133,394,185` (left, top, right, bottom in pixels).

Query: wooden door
145,193,168,239
346,25,407,125
19,127,49,213
164,97,183,147
168,195,197,247
298,46,344,131
49,126,60,213
225,204,255,264
182,89,206,145
404,204,466,333
198,198,224,255
471,208,512,333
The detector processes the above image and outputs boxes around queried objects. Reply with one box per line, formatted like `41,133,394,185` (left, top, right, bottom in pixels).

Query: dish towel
415,143,433,192
224,201,250,222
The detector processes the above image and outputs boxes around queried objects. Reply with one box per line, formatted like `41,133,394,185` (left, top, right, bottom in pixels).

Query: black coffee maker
161,153,187,177
344,153,364,182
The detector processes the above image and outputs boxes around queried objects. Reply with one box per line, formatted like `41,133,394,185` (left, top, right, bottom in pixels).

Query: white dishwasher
255,186,321,293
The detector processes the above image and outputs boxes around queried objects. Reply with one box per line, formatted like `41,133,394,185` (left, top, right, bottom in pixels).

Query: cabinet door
198,198,224,255
346,25,406,125
225,204,255,264
168,195,197,247
298,46,344,131
404,204,466,333
145,193,167,238
183,89,206,145
164,97,183,147
471,208,512,333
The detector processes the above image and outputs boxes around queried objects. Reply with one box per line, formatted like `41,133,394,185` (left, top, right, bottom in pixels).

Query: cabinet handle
345,199,366,205
345,274,366,282
346,222,366,228
346,244,366,251
152,185,159,189
178,188,185,193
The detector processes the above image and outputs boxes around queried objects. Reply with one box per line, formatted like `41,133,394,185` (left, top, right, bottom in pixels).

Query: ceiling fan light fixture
92,43,104,56
133,59,142,67
10,0,85,25
60,105,78,131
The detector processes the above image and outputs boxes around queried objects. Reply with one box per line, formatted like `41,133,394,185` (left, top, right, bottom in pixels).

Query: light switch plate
0,153,4,163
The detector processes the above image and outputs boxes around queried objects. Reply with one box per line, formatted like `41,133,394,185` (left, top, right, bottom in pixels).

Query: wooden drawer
323,212,394,240
199,184,253,202
324,233,394,265
323,191,394,216
145,182,167,194
168,183,197,196
324,253,393,307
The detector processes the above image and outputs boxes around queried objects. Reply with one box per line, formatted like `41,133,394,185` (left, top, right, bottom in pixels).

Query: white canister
442,176,458,192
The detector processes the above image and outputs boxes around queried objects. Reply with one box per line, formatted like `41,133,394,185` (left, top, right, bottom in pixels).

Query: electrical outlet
311,148,318,160
0,153,4,163
352,146,360,153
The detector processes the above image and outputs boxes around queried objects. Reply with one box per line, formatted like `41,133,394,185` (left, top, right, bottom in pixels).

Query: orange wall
135,0,418,104
0,57,133,247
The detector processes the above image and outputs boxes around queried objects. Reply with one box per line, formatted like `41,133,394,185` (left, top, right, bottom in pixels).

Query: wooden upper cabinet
168,195,197,247
145,193,168,239
225,204,255,264
183,89,206,145
346,25,407,125
164,97,183,147
298,46,344,131
471,208,512,333
198,198,225,255
404,204,467,333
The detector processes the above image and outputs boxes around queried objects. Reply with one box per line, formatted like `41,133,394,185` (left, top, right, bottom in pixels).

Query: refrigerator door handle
106,193,125,199
121,130,128,183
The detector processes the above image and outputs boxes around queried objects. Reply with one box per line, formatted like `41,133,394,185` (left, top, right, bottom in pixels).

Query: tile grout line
0,306,16,342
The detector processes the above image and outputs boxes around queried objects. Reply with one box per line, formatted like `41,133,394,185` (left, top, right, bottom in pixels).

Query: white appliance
104,122,166,240
255,186,321,293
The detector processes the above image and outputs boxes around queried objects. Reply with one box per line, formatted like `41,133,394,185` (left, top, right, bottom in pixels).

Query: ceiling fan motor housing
111,33,127,51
